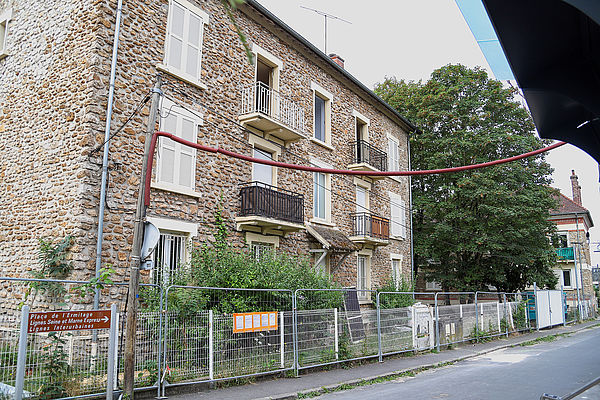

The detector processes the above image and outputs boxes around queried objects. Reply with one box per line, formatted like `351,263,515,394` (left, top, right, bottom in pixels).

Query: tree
375,64,558,295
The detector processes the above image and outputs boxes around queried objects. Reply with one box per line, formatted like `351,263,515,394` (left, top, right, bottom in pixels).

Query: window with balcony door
389,192,407,239
388,136,400,172
253,147,274,186
156,99,201,192
357,255,370,299
163,0,209,87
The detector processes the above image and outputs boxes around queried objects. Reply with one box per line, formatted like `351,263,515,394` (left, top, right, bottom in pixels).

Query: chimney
329,53,344,69
570,169,583,206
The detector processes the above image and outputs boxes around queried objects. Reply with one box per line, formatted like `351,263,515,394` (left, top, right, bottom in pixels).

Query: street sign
27,310,111,333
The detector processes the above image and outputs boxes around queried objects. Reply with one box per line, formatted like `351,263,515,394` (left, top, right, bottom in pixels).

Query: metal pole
408,134,415,299
324,15,328,54
475,292,479,343
561,285,567,327
376,293,382,362
434,292,440,351
106,303,118,400
534,282,539,331
156,286,164,398
292,291,299,376
14,305,29,400
334,307,339,360
209,309,214,381
280,312,285,369
94,0,124,311
574,213,583,320
503,294,509,337
123,76,162,398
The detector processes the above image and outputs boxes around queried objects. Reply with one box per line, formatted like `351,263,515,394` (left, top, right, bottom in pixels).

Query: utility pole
123,75,162,398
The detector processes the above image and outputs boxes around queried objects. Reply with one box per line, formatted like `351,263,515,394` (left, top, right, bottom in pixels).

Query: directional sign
28,310,112,333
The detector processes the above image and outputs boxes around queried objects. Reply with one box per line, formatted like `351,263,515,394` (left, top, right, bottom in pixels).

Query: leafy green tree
375,64,558,295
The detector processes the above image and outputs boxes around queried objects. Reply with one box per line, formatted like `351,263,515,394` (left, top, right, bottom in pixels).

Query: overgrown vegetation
377,278,415,309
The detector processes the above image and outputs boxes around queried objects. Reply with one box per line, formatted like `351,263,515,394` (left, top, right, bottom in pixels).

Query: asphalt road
316,326,600,400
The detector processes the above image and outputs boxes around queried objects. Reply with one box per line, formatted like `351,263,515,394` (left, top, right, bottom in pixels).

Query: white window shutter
388,139,394,171
390,197,401,237
400,198,407,238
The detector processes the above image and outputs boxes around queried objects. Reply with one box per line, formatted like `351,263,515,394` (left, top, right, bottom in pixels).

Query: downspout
94,0,124,310
575,213,587,318
408,132,415,292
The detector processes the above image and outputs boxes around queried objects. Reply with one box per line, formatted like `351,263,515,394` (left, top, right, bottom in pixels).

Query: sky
257,0,600,265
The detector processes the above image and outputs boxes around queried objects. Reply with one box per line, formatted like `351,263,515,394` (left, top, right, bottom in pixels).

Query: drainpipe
408,133,415,295
575,213,586,318
94,0,124,310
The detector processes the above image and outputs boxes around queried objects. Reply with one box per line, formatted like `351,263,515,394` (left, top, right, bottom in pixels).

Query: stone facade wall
0,0,413,307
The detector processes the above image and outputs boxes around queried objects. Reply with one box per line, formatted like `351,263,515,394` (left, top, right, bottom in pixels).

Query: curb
253,322,598,400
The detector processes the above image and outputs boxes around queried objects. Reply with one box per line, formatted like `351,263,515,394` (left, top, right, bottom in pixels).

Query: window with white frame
0,8,12,56
357,255,371,299
157,98,201,190
388,135,400,171
153,232,186,287
252,147,274,186
562,270,572,287
426,281,442,291
389,192,407,239
391,255,402,289
251,242,274,261
314,172,326,219
163,0,209,83
311,82,332,145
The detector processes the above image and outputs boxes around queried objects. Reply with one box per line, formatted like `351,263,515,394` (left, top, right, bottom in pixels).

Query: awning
306,224,359,253
481,0,600,164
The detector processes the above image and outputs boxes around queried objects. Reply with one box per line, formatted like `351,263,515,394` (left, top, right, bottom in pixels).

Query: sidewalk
164,320,599,400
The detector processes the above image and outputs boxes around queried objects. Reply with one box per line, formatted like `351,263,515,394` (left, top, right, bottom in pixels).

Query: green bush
377,277,415,309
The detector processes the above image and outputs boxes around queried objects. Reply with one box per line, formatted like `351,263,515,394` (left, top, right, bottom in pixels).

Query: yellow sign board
233,312,278,333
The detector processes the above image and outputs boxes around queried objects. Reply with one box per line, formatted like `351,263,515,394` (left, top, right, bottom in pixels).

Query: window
311,158,332,223
0,8,12,57
314,172,326,219
555,232,568,248
388,136,400,172
153,232,186,286
426,281,443,291
357,255,367,292
253,148,274,186
389,192,407,239
562,270,572,288
391,254,403,289
146,217,197,287
311,82,333,146
251,242,274,261
157,98,201,190
356,185,368,213
163,0,209,84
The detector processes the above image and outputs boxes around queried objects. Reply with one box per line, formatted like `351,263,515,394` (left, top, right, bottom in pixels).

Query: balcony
239,82,306,143
349,212,389,246
236,181,305,235
347,140,388,180
556,247,575,261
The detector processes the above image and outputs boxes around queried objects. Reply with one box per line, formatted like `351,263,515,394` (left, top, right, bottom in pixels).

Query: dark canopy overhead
482,0,600,164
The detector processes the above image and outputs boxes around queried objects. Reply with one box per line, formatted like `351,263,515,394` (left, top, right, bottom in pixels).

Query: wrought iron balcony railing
556,247,575,261
351,212,390,240
240,81,305,134
239,181,304,224
350,140,388,171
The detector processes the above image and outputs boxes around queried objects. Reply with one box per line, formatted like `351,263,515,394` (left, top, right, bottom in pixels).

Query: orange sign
233,312,278,333
28,310,112,333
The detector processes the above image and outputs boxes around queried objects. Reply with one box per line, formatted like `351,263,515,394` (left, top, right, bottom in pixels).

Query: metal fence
1,279,596,400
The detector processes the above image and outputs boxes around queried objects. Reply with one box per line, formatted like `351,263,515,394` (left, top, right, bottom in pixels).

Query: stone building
0,0,415,305
550,170,596,310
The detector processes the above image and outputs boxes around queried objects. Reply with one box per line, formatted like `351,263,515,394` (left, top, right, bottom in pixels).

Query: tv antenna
300,6,351,55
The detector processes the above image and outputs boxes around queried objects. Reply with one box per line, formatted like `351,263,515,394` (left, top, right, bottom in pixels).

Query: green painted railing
556,247,574,260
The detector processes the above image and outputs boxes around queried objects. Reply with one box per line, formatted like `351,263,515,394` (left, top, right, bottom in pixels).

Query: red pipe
145,131,566,206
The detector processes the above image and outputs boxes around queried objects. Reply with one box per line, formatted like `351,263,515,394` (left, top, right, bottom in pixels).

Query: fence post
292,291,299,376
106,303,117,400
376,293,382,362
475,292,479,343
14,305,29,400
534,282,540,332
503,294,509,337
434,293,440,352
209,309,214,381
496,301,501,334
280,311,285,369
561,285,566,327
334,307,339,360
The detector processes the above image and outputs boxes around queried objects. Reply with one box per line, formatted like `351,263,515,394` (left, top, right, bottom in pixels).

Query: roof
306,224,359,253
549,192,594,228
243,0,418,133
481,0,600,164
